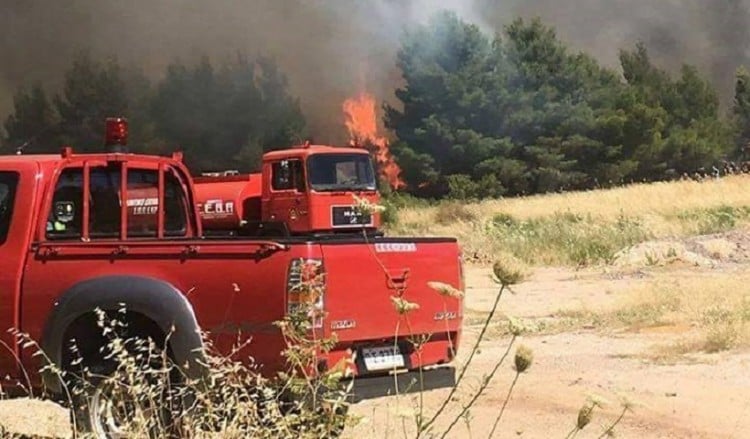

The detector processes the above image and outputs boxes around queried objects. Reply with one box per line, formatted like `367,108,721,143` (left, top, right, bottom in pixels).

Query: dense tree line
4,11,750,198
386,12,745,198
1,53,306,173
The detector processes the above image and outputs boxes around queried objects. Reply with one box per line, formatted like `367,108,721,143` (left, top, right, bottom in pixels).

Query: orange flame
343,92,405,189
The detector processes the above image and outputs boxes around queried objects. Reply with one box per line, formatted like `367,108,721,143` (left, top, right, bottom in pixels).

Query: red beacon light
105,117,128,152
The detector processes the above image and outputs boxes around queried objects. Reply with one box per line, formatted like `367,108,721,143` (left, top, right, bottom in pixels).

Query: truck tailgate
320,238,463,347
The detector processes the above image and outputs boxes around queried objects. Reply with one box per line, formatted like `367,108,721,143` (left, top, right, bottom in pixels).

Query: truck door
0,164,37,376
265,159,308,234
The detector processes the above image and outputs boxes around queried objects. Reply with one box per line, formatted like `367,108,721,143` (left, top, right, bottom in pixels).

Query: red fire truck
193,143,383,237
0,118,463,437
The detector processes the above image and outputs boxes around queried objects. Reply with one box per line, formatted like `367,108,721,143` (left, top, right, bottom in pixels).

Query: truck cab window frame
271,159,305,192
0,172,19,246
46,164,189,241
126,168,189,238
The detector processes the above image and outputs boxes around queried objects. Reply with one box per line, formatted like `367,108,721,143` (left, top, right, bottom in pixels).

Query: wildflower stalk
438,335,516,439
419,283,509,436
401,317,426,432
566,397,602,439
596,403,631,439
487,371,520,439
0,338,33,398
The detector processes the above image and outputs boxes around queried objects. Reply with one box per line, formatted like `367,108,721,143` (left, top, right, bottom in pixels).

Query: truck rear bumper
347,366,456,402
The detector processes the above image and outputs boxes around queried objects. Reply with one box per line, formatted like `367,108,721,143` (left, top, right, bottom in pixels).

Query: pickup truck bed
21,236,462,384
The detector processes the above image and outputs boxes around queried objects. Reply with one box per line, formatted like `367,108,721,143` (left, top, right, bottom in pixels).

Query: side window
126,169,187,237
164,172,188,236
48,166,123,239
0,172,19,245
90,166,122,237
271,160,305,192
47,166,188,240
126,169,159,237
47,168,84,239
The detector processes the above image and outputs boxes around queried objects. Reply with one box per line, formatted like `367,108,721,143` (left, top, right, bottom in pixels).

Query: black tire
67,362,180,439
63,324,182,438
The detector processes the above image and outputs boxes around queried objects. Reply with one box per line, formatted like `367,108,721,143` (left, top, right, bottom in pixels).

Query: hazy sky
1,0,748,142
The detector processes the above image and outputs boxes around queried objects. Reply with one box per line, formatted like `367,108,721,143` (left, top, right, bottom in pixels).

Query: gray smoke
1,0,749,143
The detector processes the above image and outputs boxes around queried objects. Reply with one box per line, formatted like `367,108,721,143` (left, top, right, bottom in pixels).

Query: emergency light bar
105,117,128,150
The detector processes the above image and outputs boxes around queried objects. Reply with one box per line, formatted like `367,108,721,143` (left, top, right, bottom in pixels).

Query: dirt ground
2,264,750,438
343,265,750,438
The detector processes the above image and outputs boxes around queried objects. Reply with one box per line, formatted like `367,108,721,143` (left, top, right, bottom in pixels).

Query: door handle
386,268,410,290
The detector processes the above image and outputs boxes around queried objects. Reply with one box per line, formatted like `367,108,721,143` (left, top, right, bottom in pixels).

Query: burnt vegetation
3,11,750,200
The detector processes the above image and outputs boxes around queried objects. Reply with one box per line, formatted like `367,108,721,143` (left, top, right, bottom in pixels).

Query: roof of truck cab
263,145,370,161
0,153,194,179
0,152,181,164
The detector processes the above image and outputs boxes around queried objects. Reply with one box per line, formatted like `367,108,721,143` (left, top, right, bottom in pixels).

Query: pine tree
2,83,57,153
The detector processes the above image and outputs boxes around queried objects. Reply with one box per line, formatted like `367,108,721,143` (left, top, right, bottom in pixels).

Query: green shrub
446,174,504,200
381,192,434,209
491,212,518,227
380,198,399,226
487,213,651,266
675,205,750,235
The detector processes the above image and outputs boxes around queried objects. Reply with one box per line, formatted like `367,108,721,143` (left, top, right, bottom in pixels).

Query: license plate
331,206,372,227
362,345,405,371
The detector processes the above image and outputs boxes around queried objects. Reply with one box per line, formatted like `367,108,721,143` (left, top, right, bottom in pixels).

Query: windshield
307,153,376,192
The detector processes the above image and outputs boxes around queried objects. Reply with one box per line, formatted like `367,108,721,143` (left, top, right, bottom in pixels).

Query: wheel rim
90,378,138,439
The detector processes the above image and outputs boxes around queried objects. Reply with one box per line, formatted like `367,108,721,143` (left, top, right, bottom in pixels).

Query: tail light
287,258,325,328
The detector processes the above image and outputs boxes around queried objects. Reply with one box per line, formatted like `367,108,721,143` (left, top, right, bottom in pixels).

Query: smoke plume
1,0,749,143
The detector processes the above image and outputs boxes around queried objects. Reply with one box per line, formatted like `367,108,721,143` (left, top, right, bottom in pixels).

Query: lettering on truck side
127,197,159,215
199,199,235,218
374,242,417,253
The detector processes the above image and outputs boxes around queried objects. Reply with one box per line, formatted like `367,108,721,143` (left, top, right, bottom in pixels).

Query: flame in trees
343,92,405,190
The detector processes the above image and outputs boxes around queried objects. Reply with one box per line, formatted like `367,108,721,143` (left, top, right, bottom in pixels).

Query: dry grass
552,270,750,356
388,175,750,265
400,175,750,223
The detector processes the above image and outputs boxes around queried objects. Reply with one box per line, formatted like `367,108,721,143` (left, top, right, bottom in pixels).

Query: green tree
2,83,57,153
3,55,154,154
387,14,628,196
54,53,136,152
389,14,733,198
733,66,750,161
151,56,305,172
618,43,732,178
384,11,496,196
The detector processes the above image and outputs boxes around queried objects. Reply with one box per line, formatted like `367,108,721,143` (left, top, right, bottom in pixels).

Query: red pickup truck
0,122,463,435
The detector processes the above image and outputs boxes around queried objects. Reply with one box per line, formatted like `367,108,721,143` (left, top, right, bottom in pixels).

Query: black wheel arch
40,275,207,394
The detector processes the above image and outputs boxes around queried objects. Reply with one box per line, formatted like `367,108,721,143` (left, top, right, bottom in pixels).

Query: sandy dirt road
344,266,750,439
1,266,749,438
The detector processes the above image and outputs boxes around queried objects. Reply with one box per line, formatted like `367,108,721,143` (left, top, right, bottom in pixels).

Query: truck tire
62,315,182,438
68,369,175,438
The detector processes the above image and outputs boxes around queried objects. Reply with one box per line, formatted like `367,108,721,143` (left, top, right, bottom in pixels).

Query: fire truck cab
194,144,382,236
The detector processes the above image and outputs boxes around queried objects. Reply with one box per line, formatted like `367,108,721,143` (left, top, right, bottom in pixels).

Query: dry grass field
398,174,750,223
389,174,750,265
